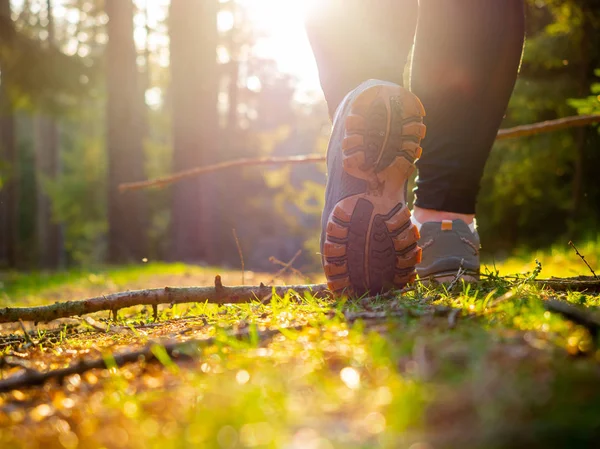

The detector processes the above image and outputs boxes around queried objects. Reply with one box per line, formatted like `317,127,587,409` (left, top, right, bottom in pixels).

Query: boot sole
323,85,426,295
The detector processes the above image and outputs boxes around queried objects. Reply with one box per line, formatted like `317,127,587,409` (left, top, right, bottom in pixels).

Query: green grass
0,243,599,449
481,237,600,278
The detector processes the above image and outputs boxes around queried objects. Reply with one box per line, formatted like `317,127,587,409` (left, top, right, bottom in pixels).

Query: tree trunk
0,0,18,269
169,0,219,263
225,12,240,135
33,0,63,269
105,0,147,263
571,14,592,228
34,115,62,268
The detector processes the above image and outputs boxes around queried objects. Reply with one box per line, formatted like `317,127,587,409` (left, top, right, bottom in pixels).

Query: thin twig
447,259,466,291
486,291,516,310
344,310,407,322
568,241,598,279
118,115,600,192
83,317,137,335
18,320,35,346
269,255,306,281
232,229,245,284
0,278,330,324
268,249,302,284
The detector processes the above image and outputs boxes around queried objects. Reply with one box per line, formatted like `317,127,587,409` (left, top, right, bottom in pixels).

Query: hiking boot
415,219,481,283
321,79,426,295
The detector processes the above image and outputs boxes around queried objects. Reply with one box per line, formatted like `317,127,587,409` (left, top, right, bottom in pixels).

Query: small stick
269,255,306,280
232,229,245,284
344,310,407,322
268,250,302,284
447,259,466,291
83,317,134,334
18,320,35,346
569,241,598,279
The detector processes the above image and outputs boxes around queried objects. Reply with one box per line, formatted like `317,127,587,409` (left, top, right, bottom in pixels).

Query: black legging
306,0,525,214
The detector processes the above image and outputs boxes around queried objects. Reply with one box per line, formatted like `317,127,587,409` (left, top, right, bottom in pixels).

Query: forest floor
0,241,599,449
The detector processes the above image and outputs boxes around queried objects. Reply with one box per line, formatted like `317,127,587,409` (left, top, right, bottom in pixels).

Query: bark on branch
0,277,329,324
119,154,326,192
535,276,600,292
495,114,600,141
119,115,600,192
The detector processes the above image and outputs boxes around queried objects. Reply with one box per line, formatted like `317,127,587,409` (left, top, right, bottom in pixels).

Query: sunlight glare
217,9,235,33
340,367,361,390
240,0,321,96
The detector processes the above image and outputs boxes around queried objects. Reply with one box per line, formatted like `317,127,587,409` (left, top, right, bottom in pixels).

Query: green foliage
0,9,98,115
45,111,107,265
477,0,600,252
568,69,600,114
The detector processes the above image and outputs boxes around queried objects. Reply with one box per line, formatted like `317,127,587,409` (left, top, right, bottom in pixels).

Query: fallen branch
0,277,330,324
479,273,600,292
119,154,325,192
496,114,600,141
0,325,295,393
119,115,600,192
543,298,600,339
535,276,600,292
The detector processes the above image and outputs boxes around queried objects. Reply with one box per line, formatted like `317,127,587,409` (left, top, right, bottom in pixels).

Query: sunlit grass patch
1,245,600,448
484,237,600,278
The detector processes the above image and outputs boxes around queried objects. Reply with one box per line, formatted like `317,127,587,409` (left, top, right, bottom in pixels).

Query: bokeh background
0,0,599,274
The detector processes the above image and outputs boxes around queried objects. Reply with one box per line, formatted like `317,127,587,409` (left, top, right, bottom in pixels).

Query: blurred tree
34,0,63,269
169,0,219,263
106,0,148,262
476,0,600,253
0,0,18,268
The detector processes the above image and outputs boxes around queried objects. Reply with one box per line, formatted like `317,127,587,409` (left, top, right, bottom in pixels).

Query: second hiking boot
321,80,426,295
416,219,481,283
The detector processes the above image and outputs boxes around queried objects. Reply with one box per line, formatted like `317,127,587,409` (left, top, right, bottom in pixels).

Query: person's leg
411,0,525,219
305,0,418,118
306,1,425,294
409,0,525,281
